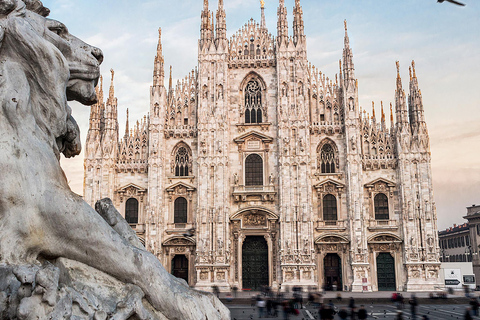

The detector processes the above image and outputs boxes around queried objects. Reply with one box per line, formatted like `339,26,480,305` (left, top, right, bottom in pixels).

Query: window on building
244,80,262,124
466,235,470,246
477,224,480,236
125,198,139,224
245,154,263,186
174,197,188,224
320,143,336,174
374,193,389,220
461,236,465,247
175,147,189,176
323,194,337,221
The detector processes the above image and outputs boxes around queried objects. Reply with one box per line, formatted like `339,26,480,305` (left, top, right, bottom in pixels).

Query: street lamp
465,245,478,262
441,248,449,262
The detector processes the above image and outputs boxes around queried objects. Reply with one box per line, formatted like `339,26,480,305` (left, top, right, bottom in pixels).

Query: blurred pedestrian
338,308,348,320
395,310,404,320
409,294,418,319
469,297,479,316
421,316,429,320
465,307,473,320
357,305,368,320
257,296,266,318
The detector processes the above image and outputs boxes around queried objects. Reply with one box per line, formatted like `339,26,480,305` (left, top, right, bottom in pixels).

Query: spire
372,101,376,123
124,108,129,139
390,103,394,128
168,66,173,93
408,60,426,130
108,69,115,104
381,101,386,130
277,0,288,45
342,20,355,88
292,0,305,45
153,28,165,87
200,0,213,46
395,61,409,129
215,0,227,44
260,0,266,29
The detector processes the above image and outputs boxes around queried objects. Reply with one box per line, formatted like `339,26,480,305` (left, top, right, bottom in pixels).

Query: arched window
374,193,389,220
174,197,187,224
320,144,336,173
245,154,263,186
125,198,139,224
323,194,337,221
245,80,262,124
175,147,189,176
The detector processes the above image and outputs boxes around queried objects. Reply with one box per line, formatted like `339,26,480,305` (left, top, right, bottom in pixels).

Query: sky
41,0,480,230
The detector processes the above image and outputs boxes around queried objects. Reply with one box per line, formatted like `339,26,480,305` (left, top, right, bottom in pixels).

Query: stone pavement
218,290,474,305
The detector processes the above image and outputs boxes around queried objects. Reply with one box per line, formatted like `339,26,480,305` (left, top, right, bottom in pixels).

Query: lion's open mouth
67,79,98,105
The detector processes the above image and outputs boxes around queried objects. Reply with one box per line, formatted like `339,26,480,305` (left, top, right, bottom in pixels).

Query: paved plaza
221,291,479,319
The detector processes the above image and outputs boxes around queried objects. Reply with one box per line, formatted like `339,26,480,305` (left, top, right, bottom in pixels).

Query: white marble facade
84,0,441,292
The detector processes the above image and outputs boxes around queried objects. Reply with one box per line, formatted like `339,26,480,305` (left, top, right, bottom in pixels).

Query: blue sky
42,0,480,229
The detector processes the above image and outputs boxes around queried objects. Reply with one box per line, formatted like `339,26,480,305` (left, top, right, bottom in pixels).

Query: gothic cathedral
84,0,441,292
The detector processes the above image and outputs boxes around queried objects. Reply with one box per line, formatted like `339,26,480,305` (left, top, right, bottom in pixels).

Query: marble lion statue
0,0,229,319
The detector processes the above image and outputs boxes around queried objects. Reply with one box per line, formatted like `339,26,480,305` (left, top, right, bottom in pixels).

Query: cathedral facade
84,0,441,292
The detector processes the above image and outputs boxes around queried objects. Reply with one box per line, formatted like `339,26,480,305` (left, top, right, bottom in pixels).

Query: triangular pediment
117,183,147,193
165,181,196,192
314,178,345,190
233,131,274,144
364,177,396,188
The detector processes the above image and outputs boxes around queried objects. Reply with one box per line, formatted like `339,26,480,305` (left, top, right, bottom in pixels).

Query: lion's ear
0,0,16,15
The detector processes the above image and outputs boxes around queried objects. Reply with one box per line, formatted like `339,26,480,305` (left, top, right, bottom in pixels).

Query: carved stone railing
310,122,343,135
367,219,398,231
315,220,347,231
232,185,276,202
164,125,197,139
362,154,397,170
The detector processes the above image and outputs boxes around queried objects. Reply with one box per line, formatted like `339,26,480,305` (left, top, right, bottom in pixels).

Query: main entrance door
172,255,189,283
324,253,342,291
242,236,268,290
377,252,396,291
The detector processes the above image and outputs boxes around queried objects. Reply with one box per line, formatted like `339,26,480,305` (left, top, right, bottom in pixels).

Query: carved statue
0,1,229,319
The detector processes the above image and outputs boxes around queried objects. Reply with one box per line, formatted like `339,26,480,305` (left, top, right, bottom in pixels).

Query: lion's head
0,0,102,157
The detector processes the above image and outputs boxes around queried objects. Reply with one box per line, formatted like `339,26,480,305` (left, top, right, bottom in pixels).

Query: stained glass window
175,147,189,176
245,154,263,186
245,80,262,124
323,194,337,221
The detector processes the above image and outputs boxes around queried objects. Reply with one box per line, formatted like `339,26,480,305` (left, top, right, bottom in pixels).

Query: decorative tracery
175,147,189,176
245,80,262,124
320,144,336,173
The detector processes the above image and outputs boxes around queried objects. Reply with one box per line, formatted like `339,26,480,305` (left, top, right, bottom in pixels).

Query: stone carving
0,2,228,319
243,213,267,226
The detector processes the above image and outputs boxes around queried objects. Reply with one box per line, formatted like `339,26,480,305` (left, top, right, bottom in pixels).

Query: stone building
464,204,480,283
83,0,441,292
438,223,471,263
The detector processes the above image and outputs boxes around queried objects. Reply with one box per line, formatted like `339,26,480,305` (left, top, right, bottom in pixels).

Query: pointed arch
317,138,339,174
171,141,192,177
240,72,267,124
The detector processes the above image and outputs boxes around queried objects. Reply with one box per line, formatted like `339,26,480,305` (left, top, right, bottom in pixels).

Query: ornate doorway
324,253,342,291
377,253,396,291
242,236,268,290
172,255,189,283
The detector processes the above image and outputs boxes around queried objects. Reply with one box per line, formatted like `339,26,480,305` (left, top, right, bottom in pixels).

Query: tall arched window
174,197,187,224
374,193,389,220
245,154,263,186
175,147,189,176
125,198,139,224
245,80,262,124
320,144,336,173
323,194,337,221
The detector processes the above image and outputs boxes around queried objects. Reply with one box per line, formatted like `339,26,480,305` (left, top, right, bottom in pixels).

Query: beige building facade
84,0,441,292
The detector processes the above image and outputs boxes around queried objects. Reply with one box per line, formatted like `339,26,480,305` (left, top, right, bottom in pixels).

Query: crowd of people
222,285,480,319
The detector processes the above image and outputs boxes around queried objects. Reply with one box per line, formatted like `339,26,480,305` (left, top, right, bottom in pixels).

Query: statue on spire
260,0,265,8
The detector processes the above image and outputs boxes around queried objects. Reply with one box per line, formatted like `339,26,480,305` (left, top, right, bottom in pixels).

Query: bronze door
377,253,396,291
242,236,268,290
172,255,189,283
324,253,342,291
